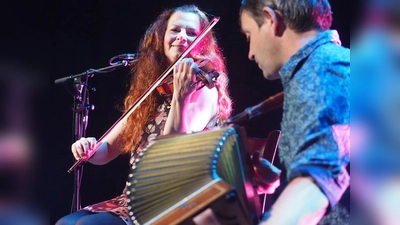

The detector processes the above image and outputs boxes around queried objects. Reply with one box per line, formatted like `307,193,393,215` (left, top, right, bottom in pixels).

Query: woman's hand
71,137,98,160
165,57,218,134
173,58,198,101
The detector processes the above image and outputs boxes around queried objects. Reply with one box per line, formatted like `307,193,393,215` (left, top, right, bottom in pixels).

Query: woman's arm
72,116,126,165
164,58,218,134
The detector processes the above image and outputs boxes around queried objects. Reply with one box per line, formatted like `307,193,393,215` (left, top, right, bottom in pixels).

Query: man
239,0,350,224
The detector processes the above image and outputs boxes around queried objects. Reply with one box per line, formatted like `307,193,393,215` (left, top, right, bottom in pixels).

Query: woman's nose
176,30,187,42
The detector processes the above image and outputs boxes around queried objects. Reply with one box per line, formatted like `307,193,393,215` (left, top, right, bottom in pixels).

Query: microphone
226,91,284,125
117,53,139,60
109,53,140,66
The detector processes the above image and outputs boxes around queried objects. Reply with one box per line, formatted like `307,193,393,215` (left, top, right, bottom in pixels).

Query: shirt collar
279,30,342,86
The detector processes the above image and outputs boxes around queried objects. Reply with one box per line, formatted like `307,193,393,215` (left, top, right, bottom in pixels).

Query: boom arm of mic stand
54,59,136,84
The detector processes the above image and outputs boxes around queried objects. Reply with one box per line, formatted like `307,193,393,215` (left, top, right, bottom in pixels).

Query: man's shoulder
312,42,350,64
298,43,350,81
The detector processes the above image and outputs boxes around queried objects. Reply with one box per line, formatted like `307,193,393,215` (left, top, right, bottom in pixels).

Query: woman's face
164,11,201,64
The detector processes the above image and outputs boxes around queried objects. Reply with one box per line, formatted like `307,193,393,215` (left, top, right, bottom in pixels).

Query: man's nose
248,50,255,61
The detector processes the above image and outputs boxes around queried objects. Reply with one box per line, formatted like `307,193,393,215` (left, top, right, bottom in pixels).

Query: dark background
1,0,349,224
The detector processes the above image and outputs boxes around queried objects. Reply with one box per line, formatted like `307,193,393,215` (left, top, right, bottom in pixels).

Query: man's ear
262,6,279,34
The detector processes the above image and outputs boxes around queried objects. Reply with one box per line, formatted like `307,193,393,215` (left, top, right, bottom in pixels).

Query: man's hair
240,0,333,32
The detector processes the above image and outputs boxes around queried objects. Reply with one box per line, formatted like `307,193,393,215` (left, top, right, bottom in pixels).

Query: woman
56,4,232,225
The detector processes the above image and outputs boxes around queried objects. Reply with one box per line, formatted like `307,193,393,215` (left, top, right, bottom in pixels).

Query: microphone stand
54,60,133,84
70,74,90,213
54,58,136,213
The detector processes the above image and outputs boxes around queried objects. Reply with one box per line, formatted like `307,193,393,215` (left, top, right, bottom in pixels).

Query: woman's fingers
173,58,197,98
71,141,81,160
190,61,199,82
175,58,193,79
71,137,97,160
86,137,97,158
87,137,97,150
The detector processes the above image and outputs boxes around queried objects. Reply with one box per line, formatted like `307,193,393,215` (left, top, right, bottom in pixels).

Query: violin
155,56,220,96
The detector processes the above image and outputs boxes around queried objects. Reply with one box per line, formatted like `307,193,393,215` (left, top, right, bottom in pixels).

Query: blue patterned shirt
278,30,350,223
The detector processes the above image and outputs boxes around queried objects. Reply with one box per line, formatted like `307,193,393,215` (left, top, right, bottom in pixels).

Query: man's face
240,10,281,80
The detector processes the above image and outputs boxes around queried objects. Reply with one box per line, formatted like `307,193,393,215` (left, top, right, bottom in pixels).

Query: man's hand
252,150,281,194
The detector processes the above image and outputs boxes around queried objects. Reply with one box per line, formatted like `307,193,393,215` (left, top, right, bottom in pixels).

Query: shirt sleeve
285,52,350,210
289,161,350,210
287,61,350,209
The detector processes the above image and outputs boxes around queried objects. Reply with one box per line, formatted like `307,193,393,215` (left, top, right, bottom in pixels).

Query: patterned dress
83,96,172,225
